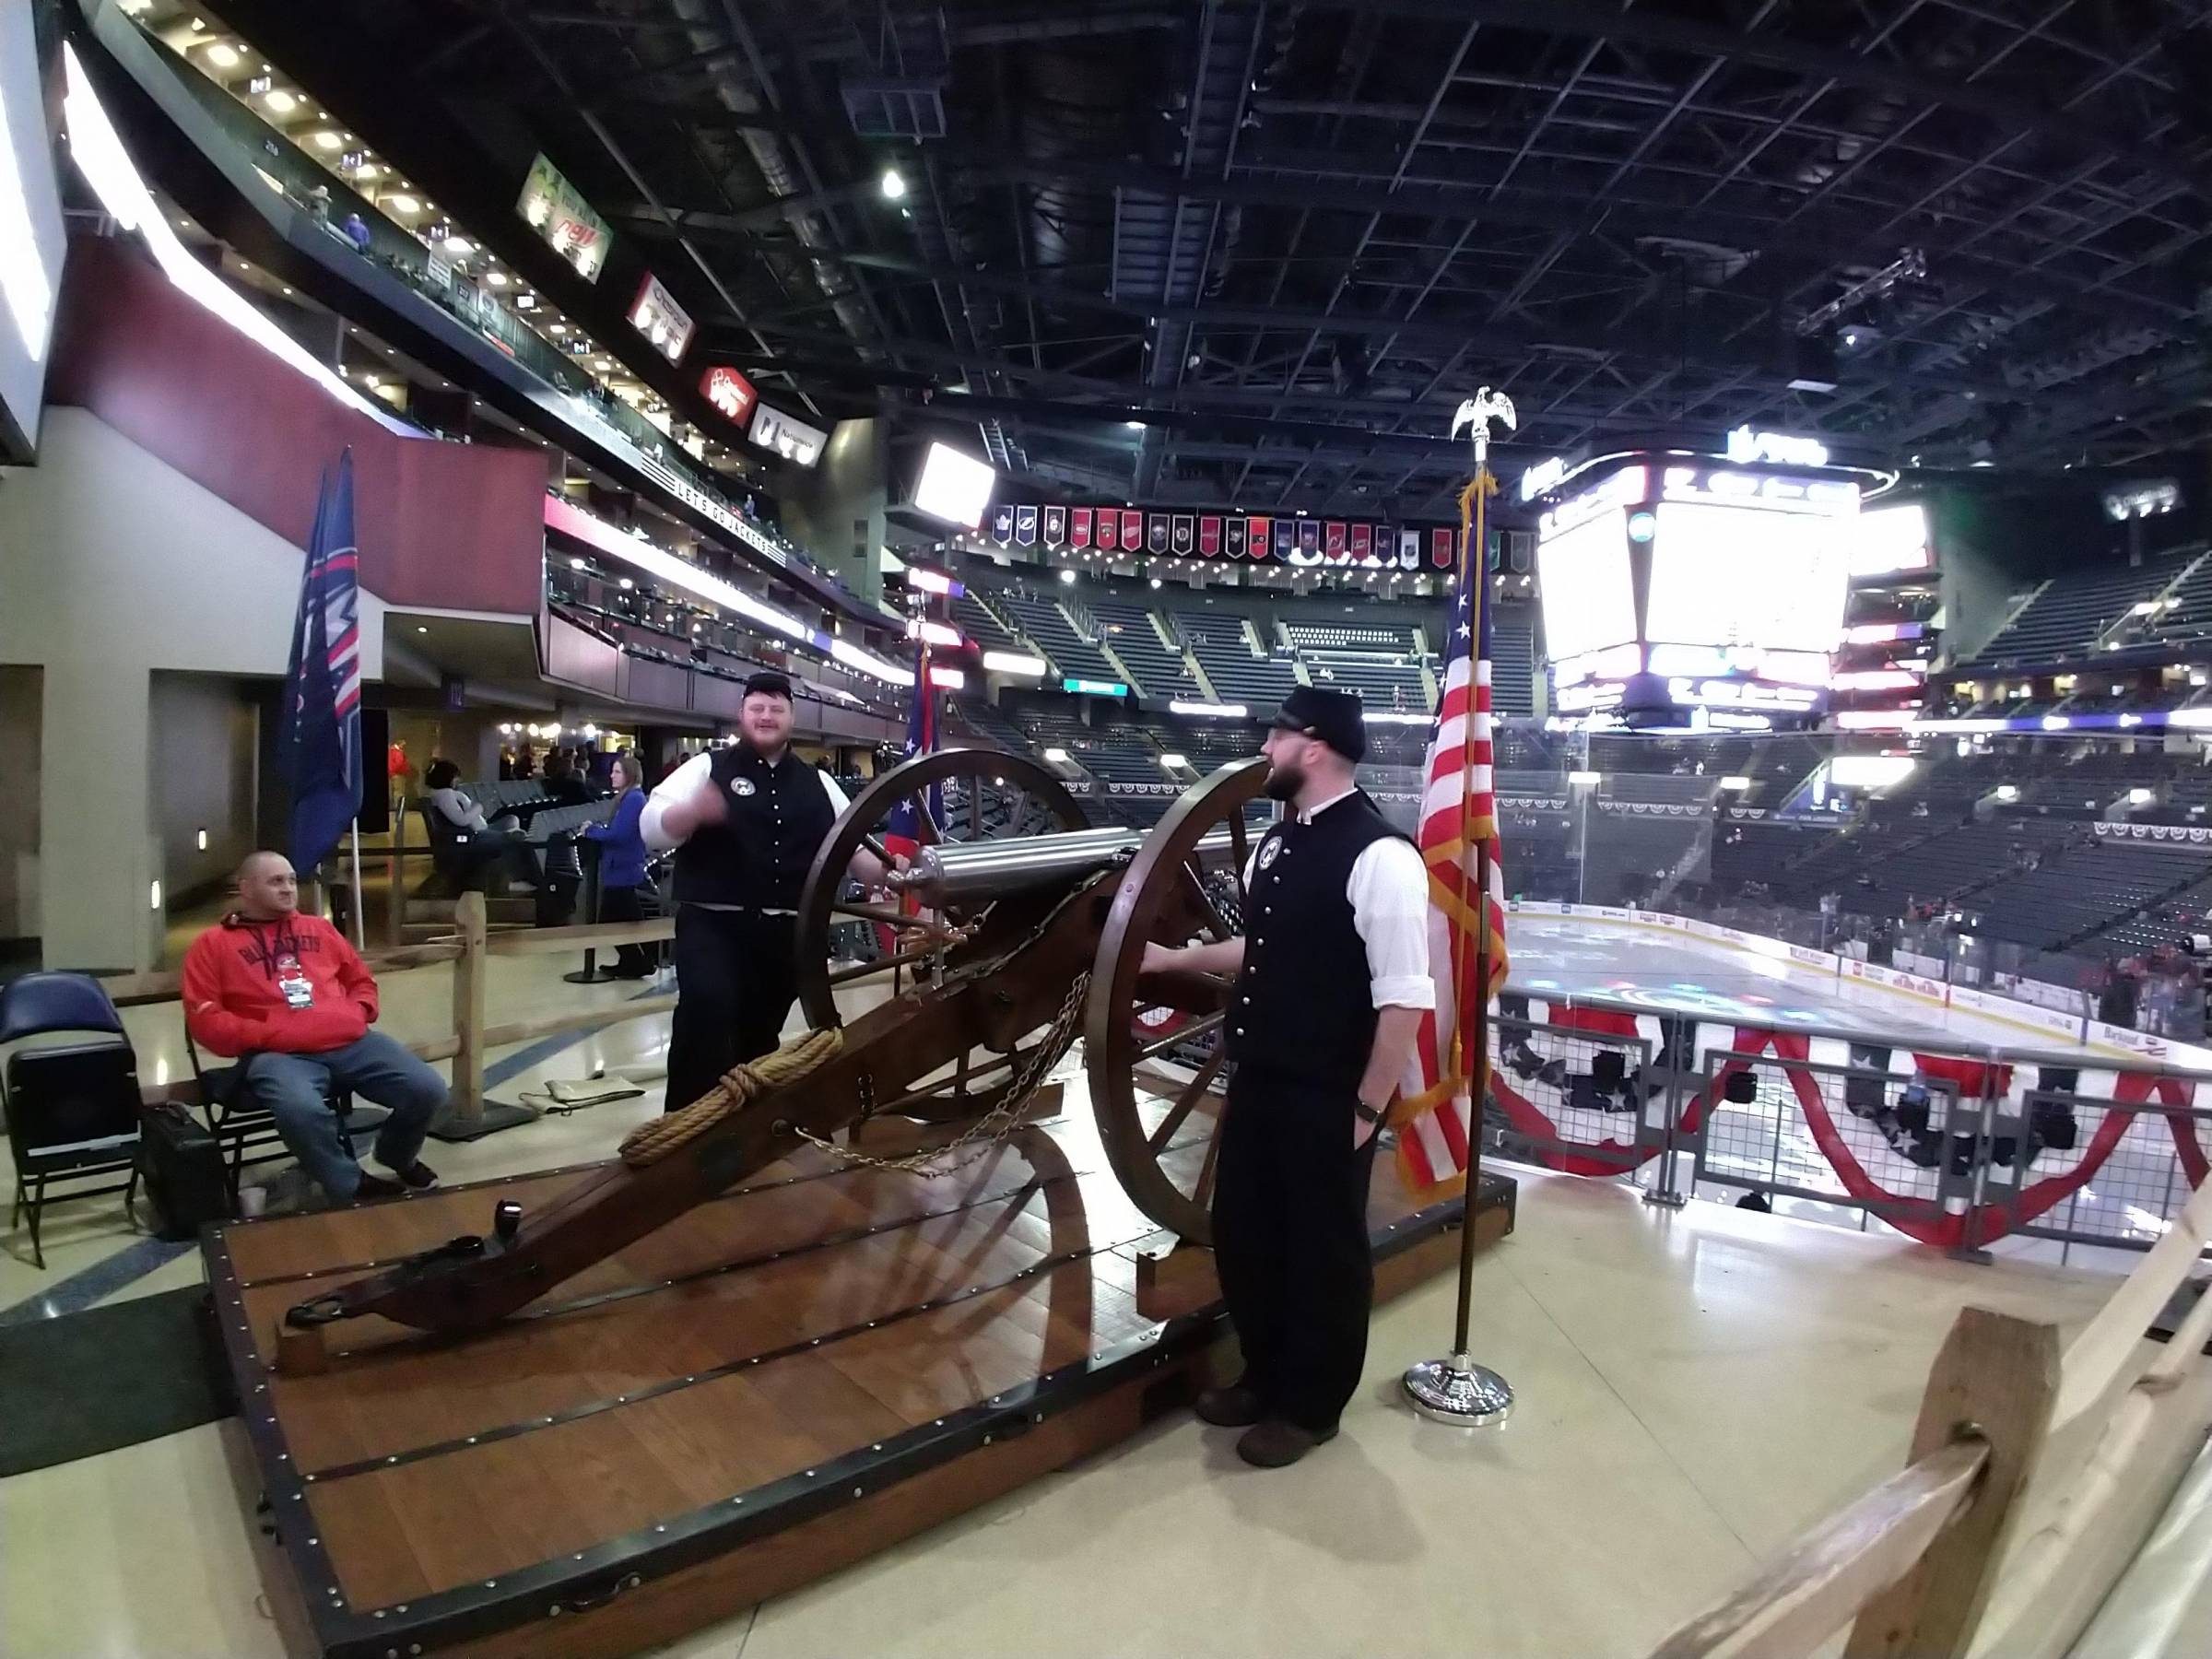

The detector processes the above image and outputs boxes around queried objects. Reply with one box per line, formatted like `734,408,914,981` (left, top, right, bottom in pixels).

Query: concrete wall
148,671,259,908
0,408,391,969
781,418,886,605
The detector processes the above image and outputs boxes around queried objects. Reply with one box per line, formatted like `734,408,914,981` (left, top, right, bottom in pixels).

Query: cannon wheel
1085,758,1273,1242
797,745,1088,1046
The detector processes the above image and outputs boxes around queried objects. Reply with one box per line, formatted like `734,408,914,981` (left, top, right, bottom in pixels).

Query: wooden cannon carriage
206,751,1513,1658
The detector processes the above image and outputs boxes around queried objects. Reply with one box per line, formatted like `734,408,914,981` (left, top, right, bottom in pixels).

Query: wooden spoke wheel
1085,757,1275,1242
796,747,1088,1122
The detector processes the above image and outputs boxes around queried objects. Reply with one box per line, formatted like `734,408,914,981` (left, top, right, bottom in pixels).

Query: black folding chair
0,972,144,1268
182,1014,381,1202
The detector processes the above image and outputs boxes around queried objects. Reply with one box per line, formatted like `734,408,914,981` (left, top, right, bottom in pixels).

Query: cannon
282,747,1274,1339
207,747,1508,1659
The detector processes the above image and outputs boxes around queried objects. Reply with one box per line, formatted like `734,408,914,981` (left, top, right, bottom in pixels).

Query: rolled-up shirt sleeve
640,752,714,853
1349,837,1434,1009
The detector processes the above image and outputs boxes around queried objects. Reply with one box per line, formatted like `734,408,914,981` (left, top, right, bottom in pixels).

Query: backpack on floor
136,1102,232,1241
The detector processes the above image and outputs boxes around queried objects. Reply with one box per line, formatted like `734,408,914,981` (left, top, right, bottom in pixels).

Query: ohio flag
1393,471,1509,1202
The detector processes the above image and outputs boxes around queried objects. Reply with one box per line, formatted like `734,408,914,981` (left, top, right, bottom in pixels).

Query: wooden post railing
1648,1160,2212,1659
1650,1306,2057,1659
113,903,680,1125
447,889,488,1126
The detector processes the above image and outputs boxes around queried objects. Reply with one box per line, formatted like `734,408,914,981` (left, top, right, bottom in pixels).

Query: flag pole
1402,387,1516,1429
348,818,367,947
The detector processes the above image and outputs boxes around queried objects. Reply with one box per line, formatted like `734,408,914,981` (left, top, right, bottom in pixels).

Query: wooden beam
1648,1441,1988,1659
1843,1307,2059,1657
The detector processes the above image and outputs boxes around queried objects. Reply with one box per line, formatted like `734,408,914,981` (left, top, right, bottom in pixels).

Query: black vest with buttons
671,745,837,910
1225,790,1407,1093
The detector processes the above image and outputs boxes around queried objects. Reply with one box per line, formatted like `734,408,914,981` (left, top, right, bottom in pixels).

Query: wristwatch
1354,1099,1385,1125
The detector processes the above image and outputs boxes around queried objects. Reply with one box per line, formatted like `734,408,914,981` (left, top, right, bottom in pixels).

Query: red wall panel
49,237,545,616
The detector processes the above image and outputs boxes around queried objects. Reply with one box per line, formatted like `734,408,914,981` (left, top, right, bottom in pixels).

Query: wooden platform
203,1112,1514,1659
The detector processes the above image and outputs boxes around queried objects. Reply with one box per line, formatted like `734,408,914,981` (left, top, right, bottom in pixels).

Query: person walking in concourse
183,852,444,1205
1144,687,1433,1467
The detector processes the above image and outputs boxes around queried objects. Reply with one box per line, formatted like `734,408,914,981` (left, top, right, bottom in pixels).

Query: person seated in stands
183,853,441,1204
422,759,539,890
582,750,656,978
542,748,593,806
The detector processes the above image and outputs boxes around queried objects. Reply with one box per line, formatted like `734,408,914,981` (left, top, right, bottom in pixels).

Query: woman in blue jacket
582,751,655,978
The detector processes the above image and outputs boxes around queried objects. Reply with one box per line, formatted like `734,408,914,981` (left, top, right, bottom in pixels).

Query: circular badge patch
730,777,758,797
1257,837,1282,871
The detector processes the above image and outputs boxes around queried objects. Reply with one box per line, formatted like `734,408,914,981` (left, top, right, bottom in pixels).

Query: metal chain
788,970,1091,1175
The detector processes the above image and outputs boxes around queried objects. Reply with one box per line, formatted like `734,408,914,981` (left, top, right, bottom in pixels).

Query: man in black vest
1143,686,1432,1466
642,672,895,1112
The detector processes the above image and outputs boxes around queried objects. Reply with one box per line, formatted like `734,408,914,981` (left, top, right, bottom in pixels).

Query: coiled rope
618,1026,844,1167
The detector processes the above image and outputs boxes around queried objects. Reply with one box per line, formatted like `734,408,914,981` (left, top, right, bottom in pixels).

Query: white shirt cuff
1371,974,1436,1010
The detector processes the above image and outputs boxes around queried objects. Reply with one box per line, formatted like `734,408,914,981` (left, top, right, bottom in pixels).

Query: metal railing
1477,982,2212,1261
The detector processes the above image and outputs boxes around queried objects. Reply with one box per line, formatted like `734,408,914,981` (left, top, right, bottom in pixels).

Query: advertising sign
516,151,611,281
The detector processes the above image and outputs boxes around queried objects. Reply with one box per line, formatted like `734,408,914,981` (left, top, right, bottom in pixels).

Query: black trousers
596,885,656,978
1210,1065,1382,1432
665,905,799,1114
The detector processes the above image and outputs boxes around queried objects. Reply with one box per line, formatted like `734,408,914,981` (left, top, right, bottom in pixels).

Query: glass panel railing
122,18,865,613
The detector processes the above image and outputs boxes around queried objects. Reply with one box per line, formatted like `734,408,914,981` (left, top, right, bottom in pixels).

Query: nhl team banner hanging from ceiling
975,502,1456,568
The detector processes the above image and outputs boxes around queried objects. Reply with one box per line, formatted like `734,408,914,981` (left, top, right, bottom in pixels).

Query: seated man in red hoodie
182,851,442,1203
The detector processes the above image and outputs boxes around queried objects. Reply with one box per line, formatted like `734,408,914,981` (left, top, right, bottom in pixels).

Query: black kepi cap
1267,685,1366,762
743,670,795,701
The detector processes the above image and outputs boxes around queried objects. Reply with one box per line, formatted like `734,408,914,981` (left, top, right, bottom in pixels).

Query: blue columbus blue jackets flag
278,452,365,873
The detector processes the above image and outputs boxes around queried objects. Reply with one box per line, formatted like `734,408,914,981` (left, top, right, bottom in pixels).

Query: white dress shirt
1243,787,1435,1010
640,750,851,853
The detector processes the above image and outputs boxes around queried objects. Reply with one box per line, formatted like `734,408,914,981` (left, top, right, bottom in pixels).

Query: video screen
1536,510,1636,663
1848,503,1931,577
911,441,995,528
1645,501,1850,655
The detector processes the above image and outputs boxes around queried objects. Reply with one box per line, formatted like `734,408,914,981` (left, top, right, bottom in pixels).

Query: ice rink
1493,914,2212,1260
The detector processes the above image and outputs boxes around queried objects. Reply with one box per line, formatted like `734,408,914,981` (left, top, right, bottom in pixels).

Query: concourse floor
0,917,2175,1657
0,1165,2121,1658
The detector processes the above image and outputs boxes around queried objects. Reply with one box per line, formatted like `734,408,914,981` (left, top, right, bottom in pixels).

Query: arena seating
1091,601,1198,700
1489,607,1537,718
993,590,1124,686
1964,838,2212,949
956,592,1025,655
1961,551,2198,668
1174,609,1299,707
2144,550,2212,641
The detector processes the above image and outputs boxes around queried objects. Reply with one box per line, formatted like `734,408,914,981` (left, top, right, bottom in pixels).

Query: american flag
1394,473,1509,1202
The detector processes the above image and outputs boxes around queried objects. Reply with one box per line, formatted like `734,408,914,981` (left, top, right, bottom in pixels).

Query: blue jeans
238,1030,444,1199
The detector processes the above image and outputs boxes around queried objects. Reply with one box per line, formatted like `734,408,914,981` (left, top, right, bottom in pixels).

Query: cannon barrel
890,822,1241,902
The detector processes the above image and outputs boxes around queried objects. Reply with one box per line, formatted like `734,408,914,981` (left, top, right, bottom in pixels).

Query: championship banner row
982,503,1460,569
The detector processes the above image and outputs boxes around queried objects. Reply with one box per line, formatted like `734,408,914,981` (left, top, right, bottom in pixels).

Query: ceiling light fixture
263,89,298,114
205,42,241,69
385,194,418,215
311,130,342,152
880,168,906,200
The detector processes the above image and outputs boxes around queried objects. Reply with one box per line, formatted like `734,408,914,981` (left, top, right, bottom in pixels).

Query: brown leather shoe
1235,1419,1339,1467
1194,1384,1265,1427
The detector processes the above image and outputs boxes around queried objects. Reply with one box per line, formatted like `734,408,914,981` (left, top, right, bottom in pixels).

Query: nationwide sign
515,151,611,282
699,365,757,428
627,271,695,363
975,502,1459,566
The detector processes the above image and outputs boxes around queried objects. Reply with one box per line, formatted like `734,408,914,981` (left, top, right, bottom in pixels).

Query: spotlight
880,168,906,200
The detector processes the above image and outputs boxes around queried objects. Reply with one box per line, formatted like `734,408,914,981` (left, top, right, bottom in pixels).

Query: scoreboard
1533,449,1888,729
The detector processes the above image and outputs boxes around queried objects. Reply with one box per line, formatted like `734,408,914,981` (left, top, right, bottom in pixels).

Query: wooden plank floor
206,1103,1506,1656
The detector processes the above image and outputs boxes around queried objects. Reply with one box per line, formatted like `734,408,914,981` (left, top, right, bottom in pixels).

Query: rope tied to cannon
618,1026,845,1167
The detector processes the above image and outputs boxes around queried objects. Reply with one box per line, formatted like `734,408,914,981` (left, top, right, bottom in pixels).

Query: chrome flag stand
1403,387,1518,1429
